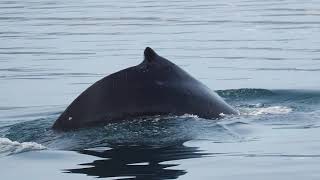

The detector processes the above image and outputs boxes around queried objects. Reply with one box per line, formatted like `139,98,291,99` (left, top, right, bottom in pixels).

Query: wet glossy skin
52,47,237,130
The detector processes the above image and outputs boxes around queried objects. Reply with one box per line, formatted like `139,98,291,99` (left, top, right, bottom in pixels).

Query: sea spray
0,138,46,156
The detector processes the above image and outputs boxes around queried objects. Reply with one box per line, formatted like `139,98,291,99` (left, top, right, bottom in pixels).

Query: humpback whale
53,47,237,130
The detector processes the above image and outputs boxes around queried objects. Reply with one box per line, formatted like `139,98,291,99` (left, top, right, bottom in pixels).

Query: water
1,0,320,179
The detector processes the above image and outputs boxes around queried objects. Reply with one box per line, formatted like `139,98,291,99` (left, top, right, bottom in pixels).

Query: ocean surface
1,0,320,179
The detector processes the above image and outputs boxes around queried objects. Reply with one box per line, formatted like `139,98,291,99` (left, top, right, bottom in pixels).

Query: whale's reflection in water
67,143,209,179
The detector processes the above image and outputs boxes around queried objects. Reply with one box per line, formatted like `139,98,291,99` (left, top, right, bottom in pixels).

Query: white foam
179,114,199,118
244,106,292,116
219,113,226,117
0,138,46,156
149,114,199,122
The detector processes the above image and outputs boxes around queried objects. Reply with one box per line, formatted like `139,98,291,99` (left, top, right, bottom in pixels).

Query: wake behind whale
53,47,237,130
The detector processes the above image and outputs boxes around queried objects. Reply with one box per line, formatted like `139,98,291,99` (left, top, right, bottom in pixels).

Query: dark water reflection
67,143,209,179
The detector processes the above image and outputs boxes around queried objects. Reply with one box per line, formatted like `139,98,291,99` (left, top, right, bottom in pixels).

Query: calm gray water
1,0,320,179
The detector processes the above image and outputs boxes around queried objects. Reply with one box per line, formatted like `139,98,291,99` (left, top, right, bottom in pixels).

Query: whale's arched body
53,47,237,130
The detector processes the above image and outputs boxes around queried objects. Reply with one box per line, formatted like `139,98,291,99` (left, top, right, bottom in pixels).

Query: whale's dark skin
53,47,237,130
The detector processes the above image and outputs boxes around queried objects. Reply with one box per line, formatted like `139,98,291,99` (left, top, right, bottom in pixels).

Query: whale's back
53,47,237,130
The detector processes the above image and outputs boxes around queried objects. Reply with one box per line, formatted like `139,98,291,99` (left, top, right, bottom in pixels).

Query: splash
0,138,46,156
243,106,293,116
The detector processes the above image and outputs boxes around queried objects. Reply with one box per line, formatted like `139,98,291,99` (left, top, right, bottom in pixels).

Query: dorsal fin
144,47,158,62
